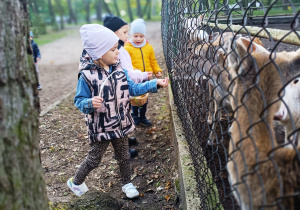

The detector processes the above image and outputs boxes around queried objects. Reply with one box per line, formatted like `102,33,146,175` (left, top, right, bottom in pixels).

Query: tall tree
102,0,112,14
96,0,103,22
54,0,65,30
0,0,49,209
143,0,151,19
113,0,120,17
126,0,133,22
136,0,142,18
84,0,91,23
146,0,151,20
67,0,76,24
48,0,58,31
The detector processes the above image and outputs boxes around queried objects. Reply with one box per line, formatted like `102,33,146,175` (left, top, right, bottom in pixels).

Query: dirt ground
38,22,180,209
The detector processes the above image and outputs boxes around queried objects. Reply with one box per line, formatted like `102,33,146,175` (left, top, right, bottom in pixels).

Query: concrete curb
168,87,201,209
39,90,76,117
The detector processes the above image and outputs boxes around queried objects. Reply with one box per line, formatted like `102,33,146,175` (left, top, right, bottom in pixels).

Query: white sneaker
122,183,139,198
67,178,88,197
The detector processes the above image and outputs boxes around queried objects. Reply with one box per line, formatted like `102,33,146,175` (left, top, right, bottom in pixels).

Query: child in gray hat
67,24,169,199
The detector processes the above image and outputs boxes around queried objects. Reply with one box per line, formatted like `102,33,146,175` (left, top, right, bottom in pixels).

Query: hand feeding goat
225,37,300,209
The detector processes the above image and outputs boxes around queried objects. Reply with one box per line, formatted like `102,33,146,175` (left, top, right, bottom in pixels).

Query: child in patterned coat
67,24,168,199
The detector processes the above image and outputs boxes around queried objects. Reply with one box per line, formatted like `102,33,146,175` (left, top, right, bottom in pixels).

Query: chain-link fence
161,0,300,209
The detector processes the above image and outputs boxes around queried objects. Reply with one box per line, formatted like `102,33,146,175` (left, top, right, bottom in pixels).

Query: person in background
103,15,152,83
67,24,169,198
124,19,163,126
30,31,42,90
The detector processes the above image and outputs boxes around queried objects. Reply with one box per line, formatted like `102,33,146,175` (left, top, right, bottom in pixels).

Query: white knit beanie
80,24,119,60
130,19,146,35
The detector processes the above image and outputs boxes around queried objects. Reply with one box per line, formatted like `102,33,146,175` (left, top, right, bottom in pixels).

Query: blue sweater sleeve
74,76,94,114
123,69,158,96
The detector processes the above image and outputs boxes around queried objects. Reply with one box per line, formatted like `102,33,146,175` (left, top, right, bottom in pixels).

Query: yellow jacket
124,42,162,74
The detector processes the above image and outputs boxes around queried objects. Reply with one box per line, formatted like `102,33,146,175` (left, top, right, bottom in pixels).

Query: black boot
128,137,138,146
131,106,140,125
113,148,138,159
129,148,138,158
140,101,152,126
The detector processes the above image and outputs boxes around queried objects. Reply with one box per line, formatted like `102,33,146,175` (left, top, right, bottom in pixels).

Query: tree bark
126,0,133,22
136,0,142,18
67,0,76,24
0,0,49,209
112,0,120,17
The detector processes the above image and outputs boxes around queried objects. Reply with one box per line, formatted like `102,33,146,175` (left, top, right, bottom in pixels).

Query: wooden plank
208,22,300,46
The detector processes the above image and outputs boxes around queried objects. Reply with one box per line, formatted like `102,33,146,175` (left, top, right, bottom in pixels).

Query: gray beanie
80,24,119,60
130,19,146,36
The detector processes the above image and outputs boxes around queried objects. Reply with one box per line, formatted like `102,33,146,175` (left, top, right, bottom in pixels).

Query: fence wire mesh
161,0,300,209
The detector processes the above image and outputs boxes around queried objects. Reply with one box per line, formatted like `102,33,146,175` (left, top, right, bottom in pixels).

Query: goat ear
225,37,253,76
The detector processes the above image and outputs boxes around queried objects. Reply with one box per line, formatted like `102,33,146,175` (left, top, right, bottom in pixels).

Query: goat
181,14,209,43
197,33,265,145
274,75,300,148
225,37,300,209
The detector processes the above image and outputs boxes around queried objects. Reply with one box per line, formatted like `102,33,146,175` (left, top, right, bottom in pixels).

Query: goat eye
294,79,299,84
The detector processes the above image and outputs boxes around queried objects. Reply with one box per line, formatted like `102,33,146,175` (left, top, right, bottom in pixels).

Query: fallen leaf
147,179,154,185
146,129,155,134
131,174,137,181
165,194,171,202
108,181,113,187
139,193,144,197
156,186,164,191
165,182,171,189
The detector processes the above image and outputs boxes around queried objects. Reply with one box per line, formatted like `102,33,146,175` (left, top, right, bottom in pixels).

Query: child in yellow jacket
124,19,162,126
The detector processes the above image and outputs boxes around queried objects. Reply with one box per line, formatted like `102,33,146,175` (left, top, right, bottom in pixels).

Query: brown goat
226,37,300,209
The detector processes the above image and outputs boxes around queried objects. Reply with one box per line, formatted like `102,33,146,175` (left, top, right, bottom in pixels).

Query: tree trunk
29,0,40,13
96,0,103,22
136,0,142,18
112,0,120,17
143,0,151,20
102,0,112,15
73,0,78,24
147,0,151,20
67,0,76,24
85,0,91,23
126,0,133,22
47,0,58,31
55,0,65,30
0,0,49,209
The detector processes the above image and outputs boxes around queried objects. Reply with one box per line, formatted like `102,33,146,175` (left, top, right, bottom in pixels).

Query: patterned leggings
73,136,130,185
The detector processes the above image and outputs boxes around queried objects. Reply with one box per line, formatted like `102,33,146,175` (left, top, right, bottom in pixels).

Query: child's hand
147,72,153,80
92,96,104,108
155,72,162,78
157,77,169,88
